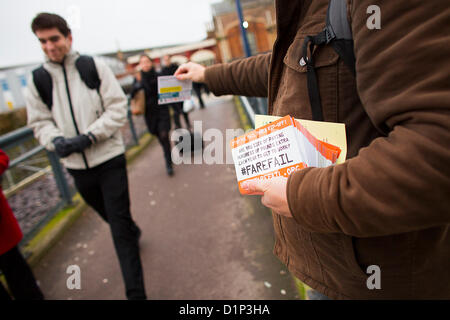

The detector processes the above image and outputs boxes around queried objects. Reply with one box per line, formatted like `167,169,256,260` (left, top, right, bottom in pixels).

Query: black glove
53,136,72,158
53,135,92,158
66,134,92,152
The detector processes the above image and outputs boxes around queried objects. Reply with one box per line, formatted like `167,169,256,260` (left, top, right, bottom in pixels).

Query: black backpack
32,55,102,110
301,0,355,122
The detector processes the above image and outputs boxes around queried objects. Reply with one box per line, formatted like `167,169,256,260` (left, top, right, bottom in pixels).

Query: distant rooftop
211,0,273,16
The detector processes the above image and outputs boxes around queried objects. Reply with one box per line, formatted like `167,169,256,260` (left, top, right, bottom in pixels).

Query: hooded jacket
204,0,450,299
26,50,127,170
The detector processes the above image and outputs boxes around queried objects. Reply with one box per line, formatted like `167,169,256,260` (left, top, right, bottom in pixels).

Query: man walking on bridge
25,13,146,300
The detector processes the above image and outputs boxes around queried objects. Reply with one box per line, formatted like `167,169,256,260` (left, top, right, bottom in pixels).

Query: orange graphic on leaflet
231,114,342,196
238,163,307,195
230,115,293,149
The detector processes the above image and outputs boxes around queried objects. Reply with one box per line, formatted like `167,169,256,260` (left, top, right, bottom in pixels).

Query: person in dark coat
133,54,174,175
161,55,191,131
0,149,44,300
192,81,206,109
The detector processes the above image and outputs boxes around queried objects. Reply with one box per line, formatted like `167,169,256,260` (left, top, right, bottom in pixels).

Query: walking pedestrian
26,13,146,300
192,81,206,109
131,54,174,176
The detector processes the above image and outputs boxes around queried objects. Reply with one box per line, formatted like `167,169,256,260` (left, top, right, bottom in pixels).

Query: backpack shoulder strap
301,0,355,121
326,0,352,41
75,55,101,91
76,55,105,112
326,0,355,74
32,66,53,110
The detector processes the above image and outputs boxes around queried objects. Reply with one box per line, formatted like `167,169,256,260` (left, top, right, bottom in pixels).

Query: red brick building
211,0,276,62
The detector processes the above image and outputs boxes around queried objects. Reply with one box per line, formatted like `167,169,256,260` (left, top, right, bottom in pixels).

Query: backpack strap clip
300,0,355,121
324,25,336,44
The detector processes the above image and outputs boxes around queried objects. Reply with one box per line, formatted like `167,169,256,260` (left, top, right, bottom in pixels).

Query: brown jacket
205,0,450,299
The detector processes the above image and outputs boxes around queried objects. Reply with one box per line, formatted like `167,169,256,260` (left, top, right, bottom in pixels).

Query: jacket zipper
61,62,90,169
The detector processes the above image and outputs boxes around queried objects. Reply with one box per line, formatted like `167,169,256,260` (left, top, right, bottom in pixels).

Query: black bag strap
301,0,355,121
75,55,105,112
327,0,355,74
32,55,103,111
32,66,53,110
75,55,101,91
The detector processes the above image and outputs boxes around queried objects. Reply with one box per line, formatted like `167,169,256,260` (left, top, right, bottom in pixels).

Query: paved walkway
32,95,298,300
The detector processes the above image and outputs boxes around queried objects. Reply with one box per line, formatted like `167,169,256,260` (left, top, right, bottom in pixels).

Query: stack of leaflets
230,115,342,195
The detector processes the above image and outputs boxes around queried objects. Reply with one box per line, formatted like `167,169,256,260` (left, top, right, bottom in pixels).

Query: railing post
127,97,139,146
46,151,72,205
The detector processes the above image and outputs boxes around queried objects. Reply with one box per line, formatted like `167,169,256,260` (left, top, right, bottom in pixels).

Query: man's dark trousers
68,154,146,300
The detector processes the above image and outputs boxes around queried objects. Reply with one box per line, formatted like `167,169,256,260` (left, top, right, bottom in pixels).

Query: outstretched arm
175,53,271,98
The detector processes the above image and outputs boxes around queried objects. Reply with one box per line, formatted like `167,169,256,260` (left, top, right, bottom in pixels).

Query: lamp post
235,0,252,57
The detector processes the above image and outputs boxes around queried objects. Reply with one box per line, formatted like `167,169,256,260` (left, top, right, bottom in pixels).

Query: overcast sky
0,0,221,68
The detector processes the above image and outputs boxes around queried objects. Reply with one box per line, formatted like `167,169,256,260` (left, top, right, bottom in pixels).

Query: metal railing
0,102,145,244
0,127,72,202
238,96,268,127
0,128,74,245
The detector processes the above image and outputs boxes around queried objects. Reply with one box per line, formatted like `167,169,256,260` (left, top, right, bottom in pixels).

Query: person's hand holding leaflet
242,176,292,218
174,62,206,82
